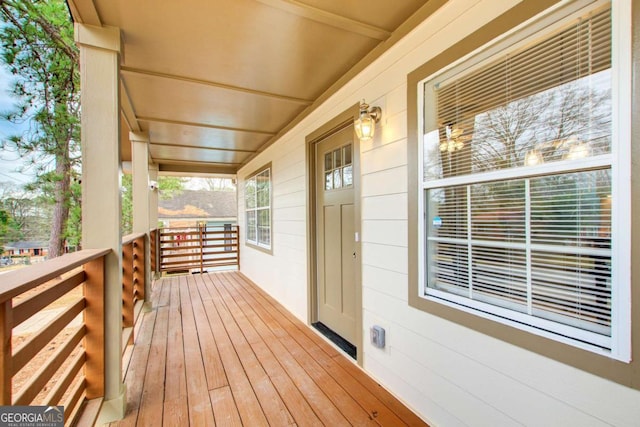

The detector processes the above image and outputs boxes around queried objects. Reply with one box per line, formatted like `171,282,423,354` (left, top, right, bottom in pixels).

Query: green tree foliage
64,178,81,249
0,0,80,258
121,174,185,235
158,176,187,200
121,173,133,236
0,182,50,245
0,208,13,251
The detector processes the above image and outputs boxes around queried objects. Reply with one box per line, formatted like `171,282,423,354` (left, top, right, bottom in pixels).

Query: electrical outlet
371,325,386,349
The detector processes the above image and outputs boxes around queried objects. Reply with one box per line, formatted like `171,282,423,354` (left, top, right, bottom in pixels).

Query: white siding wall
238,0,640,425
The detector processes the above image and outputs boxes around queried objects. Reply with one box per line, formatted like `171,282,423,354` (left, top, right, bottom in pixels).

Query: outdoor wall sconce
566,140,590,160
354,100,381,141
524,149,544,166
523,135,590,166
440,125,467,153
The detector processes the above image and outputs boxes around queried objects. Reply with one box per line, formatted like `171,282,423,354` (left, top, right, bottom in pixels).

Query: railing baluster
200,224,204,273
236,225,241,270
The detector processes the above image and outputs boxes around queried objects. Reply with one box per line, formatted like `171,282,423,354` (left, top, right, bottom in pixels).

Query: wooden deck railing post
156,229,161,276
157,229,161,273
0,300,12,405
200,224,204,274
236,225,241,270
84,255,106,400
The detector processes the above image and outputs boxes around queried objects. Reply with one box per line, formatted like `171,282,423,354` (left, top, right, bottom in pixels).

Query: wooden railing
159,225,239,273
121,233,146,348
0,249,109,425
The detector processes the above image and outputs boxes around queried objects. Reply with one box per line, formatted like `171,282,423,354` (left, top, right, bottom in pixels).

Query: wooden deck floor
111,271,428,426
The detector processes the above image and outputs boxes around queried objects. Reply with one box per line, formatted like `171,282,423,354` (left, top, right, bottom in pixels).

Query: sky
0,64,32,186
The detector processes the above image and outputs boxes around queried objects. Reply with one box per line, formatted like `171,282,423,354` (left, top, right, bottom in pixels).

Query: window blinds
426,8,612,180
425,7,612,343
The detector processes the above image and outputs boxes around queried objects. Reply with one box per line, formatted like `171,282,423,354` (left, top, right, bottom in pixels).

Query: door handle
353,251,356,259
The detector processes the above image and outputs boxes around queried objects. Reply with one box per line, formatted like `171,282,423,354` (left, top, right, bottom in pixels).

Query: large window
419,4,629,356
245,166,271,250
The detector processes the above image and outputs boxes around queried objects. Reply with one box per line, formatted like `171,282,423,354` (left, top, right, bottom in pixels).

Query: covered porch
3,0,639,425
114,271,425,426
64,0,441,423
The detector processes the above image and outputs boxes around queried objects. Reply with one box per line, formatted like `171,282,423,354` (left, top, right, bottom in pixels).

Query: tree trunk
48,151,71,258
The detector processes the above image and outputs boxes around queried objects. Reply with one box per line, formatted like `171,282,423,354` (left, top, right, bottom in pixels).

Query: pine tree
0,0,79,258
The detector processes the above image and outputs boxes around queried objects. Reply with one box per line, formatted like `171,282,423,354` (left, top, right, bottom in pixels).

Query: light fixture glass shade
354,101,381,141
355,115,375,141
566,141,590,160
524,149,543,166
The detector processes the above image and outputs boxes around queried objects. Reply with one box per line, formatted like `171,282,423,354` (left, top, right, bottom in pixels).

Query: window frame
408,0,633,368
418,1,628,360
244,163,273,253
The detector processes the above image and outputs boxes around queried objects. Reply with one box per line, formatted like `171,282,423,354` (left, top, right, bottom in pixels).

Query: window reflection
324,143,353,191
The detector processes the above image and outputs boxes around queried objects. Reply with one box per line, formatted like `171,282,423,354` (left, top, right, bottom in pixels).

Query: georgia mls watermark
0,406,63,427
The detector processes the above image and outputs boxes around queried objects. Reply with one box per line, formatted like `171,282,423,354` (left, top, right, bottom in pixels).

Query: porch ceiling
68,0,441,175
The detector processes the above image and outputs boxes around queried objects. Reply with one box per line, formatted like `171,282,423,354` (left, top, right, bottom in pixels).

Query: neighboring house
157,190,237,228
3,241,48,258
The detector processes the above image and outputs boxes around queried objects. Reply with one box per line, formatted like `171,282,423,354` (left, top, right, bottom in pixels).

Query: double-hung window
419,3,630,357
245,166,272,250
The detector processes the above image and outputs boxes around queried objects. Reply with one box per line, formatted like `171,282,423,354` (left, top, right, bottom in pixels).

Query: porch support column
130,131,152,308
75,23,125,423
148,163,159,278
149,163,159,228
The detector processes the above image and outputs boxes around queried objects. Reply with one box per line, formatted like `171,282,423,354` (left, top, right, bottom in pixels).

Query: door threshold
312,322,356,360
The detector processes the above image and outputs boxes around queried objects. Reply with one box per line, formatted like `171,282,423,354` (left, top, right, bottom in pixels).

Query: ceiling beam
121,67,313,105
66,0,102,25
159,163,239,176
137,116,277,136
154,159,242,167
239,0,450,169
254,0,391,40
149,142,257,154
120,80,140,132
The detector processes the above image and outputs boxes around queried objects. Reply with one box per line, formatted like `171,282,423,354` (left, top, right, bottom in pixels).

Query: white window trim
609,0,632,361
416,0,631,361
245,166,272,251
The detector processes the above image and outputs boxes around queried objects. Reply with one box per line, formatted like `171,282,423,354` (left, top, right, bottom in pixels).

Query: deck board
111,306,157,426
136,306,168,426
115,271,429,426
220,272,407,425
212,273,371,426
197,275,273,427
179,276,216,426
186,276,227,390
224,272,428,426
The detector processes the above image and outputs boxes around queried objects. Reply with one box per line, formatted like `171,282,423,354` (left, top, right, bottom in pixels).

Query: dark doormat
312,322,357,360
